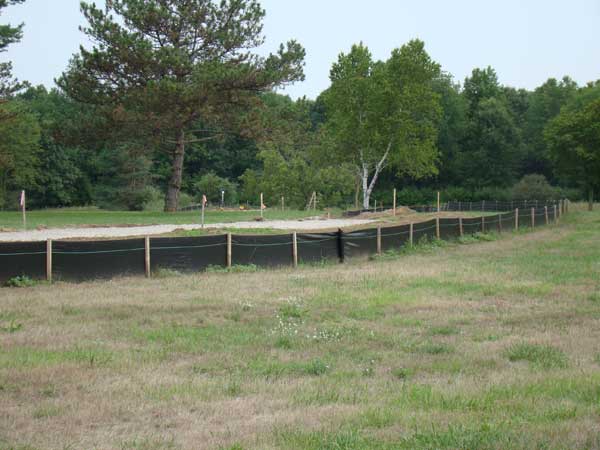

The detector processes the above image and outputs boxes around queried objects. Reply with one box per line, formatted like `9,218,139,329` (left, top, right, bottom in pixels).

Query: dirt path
0,218,376,242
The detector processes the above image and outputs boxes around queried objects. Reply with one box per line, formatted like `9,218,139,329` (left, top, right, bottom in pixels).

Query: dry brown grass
1,209,599,449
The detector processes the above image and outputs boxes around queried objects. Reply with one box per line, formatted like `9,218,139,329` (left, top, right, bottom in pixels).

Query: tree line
1,0,598,212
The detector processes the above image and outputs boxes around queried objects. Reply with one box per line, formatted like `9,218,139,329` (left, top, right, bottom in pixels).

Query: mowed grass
0,207,321,230
1,207,599,449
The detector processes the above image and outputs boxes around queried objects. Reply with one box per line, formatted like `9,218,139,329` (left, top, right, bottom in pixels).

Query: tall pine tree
59,0,305,211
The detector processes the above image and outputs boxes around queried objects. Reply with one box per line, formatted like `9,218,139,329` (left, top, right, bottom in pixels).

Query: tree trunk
589,187,594,212
361,165,370,209
361,143,391,210
165,129,186,212
354,175,360,209
363,169,381,209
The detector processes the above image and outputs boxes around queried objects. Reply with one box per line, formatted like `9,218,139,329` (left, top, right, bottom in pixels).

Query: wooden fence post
377,226,382,255
227,233,232,268
435,217,440,239
201,197,205,229
515,208,519,230
459,217,463,237
553,205,557,223
560,199,564,217
393,188,397,216
531,208,535,228
498,213,503,233
260,193,264,218
481,215,485,233
292,232,298,268
437,192,440,213
144,236,151,278
46,239,52,282
545,206,549,225
409,222,414,247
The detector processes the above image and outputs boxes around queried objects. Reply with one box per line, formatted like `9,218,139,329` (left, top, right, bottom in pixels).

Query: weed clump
4,275,37,288
505,342,568,369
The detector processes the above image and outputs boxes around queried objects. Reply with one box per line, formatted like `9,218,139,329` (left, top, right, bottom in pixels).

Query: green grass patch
428,325,460,336
504,342,568,369
0,346,115,369
415,342,455,355
206,264,260,273
0,207,321,229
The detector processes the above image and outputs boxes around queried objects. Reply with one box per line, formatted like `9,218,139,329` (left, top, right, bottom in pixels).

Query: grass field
1,207,599,449
0,207,322,230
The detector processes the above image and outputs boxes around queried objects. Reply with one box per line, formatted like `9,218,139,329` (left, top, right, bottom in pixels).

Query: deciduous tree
545,82,600,210
323,40,441,209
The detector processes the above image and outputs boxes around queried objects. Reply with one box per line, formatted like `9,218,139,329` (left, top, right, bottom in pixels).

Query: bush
4,275,37,288
556,186,584,201
178,192,194,209
193,172,238,206
92,145,155,211
511,174,558,202
396,187,436,206
142,186,165,211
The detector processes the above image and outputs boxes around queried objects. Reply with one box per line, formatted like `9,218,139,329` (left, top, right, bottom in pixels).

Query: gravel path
0,218,375,242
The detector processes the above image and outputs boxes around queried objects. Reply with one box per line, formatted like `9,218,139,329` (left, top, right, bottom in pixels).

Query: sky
3,0,600,99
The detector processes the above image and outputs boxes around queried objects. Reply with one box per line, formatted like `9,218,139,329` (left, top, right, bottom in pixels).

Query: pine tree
59,0,305,211
0,0,27,98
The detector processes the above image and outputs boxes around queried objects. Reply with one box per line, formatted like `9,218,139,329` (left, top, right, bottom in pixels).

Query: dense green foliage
545,82,600,210
322,41,441,208
0,1,595,212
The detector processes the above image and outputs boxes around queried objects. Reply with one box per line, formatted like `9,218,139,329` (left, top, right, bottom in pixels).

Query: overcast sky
3,0,600,99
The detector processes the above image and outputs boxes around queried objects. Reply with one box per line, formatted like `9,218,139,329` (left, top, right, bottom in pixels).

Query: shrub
396,187,436,206
142,186,164,211
178,191,194,209
4,275,37,288
193,172,238,206
511,174,558,202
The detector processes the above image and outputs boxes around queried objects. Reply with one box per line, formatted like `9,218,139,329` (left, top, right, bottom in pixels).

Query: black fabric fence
0,201,563,284
297,232,342,264
150,235,227,273
0,242,46,282
232,234,293,267
53,239,146,281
